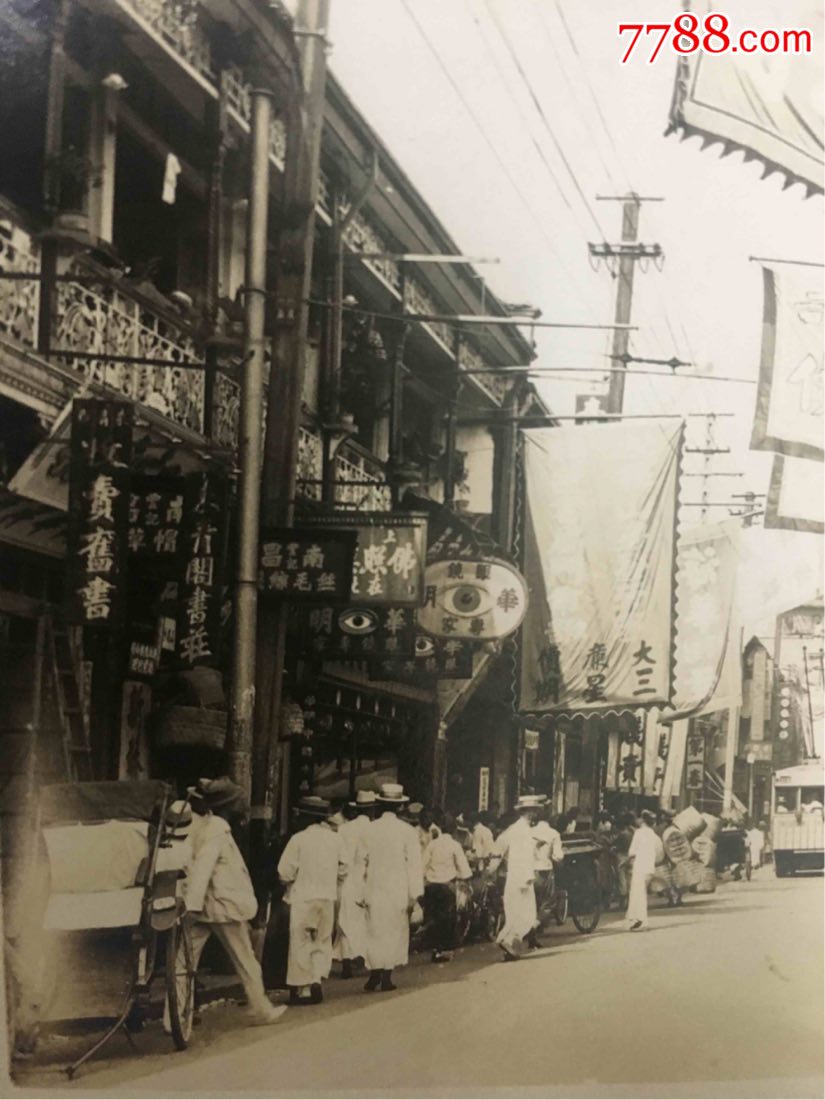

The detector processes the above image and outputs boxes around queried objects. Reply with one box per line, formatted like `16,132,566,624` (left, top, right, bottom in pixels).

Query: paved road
11,871,824,1098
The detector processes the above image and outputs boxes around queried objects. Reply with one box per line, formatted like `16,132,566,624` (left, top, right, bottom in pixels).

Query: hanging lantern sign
417,558,528,640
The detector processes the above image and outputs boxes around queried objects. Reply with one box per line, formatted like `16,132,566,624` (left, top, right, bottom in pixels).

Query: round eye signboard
418,558,528,640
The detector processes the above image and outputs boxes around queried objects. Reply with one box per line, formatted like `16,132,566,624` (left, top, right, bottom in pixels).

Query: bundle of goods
691,833,718,868
695,866,717,894
673,806,706,840
662,825,692,863
673,858,705,890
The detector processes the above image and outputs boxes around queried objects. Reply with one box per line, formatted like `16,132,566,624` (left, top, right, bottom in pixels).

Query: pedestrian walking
626,809,658,931
167,777,286,1028
362,783,424,992
466,810,496,869
745,819,765,870
528,803,564,947
422,813,472,962
334,790,375,978
277,796,348,1006
494,795,543,960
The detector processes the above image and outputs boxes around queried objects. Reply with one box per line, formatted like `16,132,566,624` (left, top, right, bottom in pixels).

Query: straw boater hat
296,795,332,818
514,794,547,812
348,790,377,809
377,782,409,805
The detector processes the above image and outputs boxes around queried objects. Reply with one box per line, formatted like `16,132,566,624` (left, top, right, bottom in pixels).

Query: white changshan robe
495,816,537,955
362,811,423,970
333,814,370,961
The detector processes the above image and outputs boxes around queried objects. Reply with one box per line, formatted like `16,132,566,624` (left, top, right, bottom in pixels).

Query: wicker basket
153,706,227,750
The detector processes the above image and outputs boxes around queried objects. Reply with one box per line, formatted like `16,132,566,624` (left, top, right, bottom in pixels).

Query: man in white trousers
626,809,658,931
362,783,423,993
493,795,543,961
278,796,348,1005
334,790,375,978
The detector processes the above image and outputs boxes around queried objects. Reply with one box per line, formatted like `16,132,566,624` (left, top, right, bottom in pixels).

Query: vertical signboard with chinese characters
128,476,186,576
176,473,228,668
685,722,707,792
67,400,133,627
618,715,645,794
303,514,428,607
259,528,356,601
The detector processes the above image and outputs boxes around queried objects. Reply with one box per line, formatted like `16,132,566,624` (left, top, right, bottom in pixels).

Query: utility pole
589,194,663,415
254,0,331,843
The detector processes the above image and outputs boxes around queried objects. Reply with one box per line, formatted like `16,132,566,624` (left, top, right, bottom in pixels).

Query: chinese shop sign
370,633,475,682
304,513,428,607
128,476,186,572
417,558,527,640
299,605,417,660
259,528,357,601
685,724,707,791
67,399,133,627
176,473,228,668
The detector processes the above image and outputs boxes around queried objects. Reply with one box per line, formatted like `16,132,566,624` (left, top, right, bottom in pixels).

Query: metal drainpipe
228,87,272,801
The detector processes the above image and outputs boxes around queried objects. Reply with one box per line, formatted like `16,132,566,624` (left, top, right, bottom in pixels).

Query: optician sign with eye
417,558,529,641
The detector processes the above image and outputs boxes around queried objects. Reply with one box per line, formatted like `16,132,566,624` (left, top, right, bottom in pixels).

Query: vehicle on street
771,761,825,876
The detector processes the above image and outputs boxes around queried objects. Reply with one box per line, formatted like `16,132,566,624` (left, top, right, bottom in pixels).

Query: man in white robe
493,795,543,960
333,791,375,978
626,809,658,931
277,796,348,1005
362,784,423,992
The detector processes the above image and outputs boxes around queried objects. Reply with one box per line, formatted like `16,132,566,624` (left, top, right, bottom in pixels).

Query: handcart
34,780,196,1078
554,835,604,934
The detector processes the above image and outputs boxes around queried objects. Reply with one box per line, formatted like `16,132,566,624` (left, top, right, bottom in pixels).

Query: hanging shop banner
127,475,186,574
667,521,740,719
617,715,645,795
299,605,417,660
369,633,475,682
303,513,427,607
176,472,228,668
418,558,527,640
685,724,707,791
751,265,824,462
667,2,823,195
764,454,824,534
259,527,357,601
520,420,682,715
66,399,133,627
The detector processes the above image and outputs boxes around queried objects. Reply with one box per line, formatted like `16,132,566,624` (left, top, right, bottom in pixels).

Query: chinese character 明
79,527,117,574
179,626,212,664
262,542,283,569
384,608,406,636
153,527,178,555
186,556,215,587
303,544,325,570
496,588,520,612
309,608,333,634
584,643,608,671
87,474,119,523
78,575,115,620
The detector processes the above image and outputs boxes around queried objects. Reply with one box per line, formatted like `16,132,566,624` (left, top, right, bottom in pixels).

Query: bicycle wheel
553,890,568,926
571,890,601,934
166,920,195,1050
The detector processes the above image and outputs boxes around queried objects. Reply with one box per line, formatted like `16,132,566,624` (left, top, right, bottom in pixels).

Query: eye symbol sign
441,583,495,618
415,634,437,657
338,608,379,635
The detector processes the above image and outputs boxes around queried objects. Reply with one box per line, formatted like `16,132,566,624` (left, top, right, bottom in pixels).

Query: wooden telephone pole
589,194,663,415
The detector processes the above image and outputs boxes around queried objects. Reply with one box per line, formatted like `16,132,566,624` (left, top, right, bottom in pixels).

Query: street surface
10,872,824,1098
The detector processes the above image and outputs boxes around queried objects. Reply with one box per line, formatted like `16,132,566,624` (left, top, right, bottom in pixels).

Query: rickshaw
551,835,604,934
32,780,196,1078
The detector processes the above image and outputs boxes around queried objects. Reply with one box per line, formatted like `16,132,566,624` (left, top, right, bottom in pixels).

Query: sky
312,0,823,644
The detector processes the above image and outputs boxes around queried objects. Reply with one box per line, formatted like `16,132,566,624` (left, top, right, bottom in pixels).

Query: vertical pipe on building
228,88,272,801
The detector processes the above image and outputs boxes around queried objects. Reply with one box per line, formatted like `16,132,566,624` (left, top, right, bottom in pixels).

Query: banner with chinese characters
751,265,824,462
127,475,186,576
668,1,823,195
303,513,428,607
418,558,527,641
369,634,475,682
176,472,228,668
520,420,683,715
298,605,417,660
66,399,133,627
259,528,356,601
617,715,646,795
685,722,707,791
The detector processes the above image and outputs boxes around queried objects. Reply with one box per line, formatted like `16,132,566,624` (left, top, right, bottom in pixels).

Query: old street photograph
0,0,823,1096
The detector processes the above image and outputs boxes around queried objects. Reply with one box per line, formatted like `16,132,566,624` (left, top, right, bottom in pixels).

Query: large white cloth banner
520,420,683,715
751,265,824,462
765,454,824,534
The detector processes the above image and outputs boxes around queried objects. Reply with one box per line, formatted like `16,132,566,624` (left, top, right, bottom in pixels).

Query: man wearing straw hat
334,790,375,979
170,777,286,1027
362,783,423,992
493,794,544,961
278,796,349,1005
